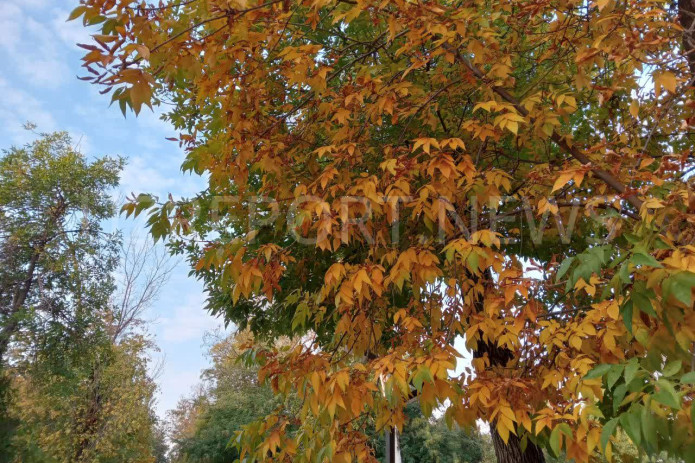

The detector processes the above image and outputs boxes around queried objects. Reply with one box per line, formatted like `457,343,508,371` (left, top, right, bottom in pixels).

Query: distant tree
168,331,279,463
10,331,160,463
370,402,484,463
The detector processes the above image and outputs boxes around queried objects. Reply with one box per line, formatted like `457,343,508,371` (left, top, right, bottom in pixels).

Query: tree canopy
73,0,695,462
0,132,168,463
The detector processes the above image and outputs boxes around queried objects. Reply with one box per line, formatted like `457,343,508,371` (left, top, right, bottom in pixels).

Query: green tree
0,131,122,361
370,403,484,463
168,331,281,463
1,132,169,463
0,131,122,460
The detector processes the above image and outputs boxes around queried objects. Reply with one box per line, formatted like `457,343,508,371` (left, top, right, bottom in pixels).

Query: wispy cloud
0,78,56,144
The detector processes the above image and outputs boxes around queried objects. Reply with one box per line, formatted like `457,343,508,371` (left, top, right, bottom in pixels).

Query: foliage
171,332,485,463
74,0,695,462
9,333,160,463
0,133,166,463
168,331,280,463
0,131,122,361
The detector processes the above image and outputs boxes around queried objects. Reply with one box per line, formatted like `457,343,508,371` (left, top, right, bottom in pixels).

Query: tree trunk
0,250,41,363
680,0,695,78
471,270,545,463
490,423,546,463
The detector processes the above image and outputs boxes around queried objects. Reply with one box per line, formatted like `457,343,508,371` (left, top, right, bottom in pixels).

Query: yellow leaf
657,71,677,94
496,419,511,443
552,171,574,192
596,0,610,11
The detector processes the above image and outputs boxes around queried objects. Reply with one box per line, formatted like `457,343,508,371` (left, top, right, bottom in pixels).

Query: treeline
0,133,169,462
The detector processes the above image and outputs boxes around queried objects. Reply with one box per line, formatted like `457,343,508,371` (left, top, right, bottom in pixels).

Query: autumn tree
74,0,695,462
0,131,122,452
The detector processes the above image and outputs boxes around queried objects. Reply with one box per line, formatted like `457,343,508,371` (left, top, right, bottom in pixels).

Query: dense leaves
0,133,166,462
73,0,695,462
0,131,122,361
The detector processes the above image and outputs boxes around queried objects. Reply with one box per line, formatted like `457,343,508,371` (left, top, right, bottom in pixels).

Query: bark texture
681,0,695,77
490,423,546,463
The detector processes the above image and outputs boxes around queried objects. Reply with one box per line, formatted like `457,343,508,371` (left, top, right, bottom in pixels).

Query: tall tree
1,133,171,463
0,131,122,362
5,233,173,463
74,1,695,462
0,131,122,455
168,331,279,463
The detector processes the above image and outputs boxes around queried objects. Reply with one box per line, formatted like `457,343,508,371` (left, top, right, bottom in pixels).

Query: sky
0,0,227,418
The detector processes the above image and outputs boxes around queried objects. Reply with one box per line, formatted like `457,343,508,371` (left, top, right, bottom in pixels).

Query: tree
371,402,484,463
74,1,695,462
171,332,487,463
5,234,174,463
109,232,176,343
9,330,161,463
0,131,122,457
0,131,122,362
168,331,280,463
1,133,172,462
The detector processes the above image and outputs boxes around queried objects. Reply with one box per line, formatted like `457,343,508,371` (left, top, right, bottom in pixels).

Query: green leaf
556,257,574,282
624,358,640,385
620,300,633,334
681,372,695,384
632,291,656,317
618,262,631,284
662,360,682,378
549,425,562,456
653,379,681,409
601,418,619,452
556,422,573,438
613,384,628,413
691,401,695,430
630,252,663,268
620,409,641,446
412,366,433,391
607,365,624,389
664,271,695,306
641,404,657,451
585,364,612,380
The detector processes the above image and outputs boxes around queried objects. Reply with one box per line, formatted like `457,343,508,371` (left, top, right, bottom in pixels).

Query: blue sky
0,0,226,418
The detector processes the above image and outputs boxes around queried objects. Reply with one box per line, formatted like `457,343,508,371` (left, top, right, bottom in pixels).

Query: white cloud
0,3,22,50
0,2,75,89
154,366,204,419
0,77,56,144
51,7,92,47
157,292,224,344
119,154,205,199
